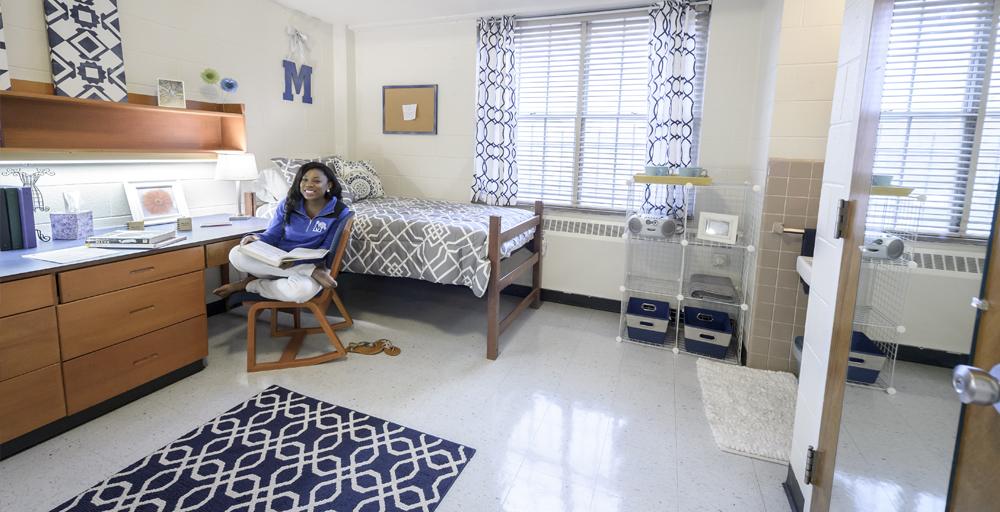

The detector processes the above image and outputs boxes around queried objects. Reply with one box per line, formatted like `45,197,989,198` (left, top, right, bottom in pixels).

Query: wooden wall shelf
0,80,246,154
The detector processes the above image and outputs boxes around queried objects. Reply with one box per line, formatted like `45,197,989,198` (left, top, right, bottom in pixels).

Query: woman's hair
284,161,342,225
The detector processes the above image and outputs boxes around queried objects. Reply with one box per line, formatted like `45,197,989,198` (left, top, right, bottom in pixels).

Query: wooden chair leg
306,302,348,355
330,289,353,330
247,304,261,371
293,309,301,329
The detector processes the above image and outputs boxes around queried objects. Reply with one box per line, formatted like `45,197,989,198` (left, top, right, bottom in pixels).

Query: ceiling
274,0,645,27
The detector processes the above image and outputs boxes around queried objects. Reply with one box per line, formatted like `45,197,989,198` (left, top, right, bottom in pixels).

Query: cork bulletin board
383,84,438,135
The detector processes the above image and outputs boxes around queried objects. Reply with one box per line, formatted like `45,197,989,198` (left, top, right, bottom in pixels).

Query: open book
240,241,328,267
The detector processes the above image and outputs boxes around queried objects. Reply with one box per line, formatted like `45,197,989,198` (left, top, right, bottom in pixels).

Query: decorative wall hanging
156,78,185,108
124,180,190,225
383,85,438,135
3,168,56,241
282,27,313,104
0,6,11,91
44,0,128,102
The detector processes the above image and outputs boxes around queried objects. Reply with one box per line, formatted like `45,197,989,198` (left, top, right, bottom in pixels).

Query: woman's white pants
228,247,322,303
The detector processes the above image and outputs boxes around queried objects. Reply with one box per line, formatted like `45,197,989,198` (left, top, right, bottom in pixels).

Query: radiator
895,247,984,354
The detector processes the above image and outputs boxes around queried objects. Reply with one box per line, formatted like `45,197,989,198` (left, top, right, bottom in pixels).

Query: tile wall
747,158,824,371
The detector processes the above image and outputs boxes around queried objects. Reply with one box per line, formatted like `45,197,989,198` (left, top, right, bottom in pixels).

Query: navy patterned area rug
52,386,475,512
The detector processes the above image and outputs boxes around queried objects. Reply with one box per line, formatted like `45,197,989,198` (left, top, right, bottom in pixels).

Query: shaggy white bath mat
696,358,798,463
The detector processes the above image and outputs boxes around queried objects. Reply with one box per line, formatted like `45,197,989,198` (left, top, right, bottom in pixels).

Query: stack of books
0,186,37,251
86,229,186,249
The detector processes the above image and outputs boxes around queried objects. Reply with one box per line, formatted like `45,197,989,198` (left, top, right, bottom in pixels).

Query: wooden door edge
809,0,894,509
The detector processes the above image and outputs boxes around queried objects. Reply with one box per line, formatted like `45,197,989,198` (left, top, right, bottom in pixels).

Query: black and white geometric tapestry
0,5,11,91
44,0,128,102
646,1,697,214
52,386,475,512
472,16,518,206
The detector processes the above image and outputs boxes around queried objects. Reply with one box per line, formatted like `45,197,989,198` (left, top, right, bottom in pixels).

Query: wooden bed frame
486,200,544,360
243,193,544,360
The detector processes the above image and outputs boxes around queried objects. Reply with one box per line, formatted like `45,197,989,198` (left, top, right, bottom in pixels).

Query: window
515,8,711,210
873,0,1000,238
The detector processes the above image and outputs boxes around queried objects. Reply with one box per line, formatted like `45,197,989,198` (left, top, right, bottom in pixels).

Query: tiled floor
830,362,960,512
0,275,794,511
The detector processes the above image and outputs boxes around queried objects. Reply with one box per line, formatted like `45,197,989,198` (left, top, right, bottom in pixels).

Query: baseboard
782,464,804,512
895,345,970,368
0,360,205,461
206,299,228,317
502,284,620,313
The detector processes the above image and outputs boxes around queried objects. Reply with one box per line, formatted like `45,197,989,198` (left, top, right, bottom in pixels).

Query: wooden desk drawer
0,275,55,317
63,315,207,414
59,246,203,302
205,238,240,267
0,364,66,443
0,307,60,381
58,271,205,359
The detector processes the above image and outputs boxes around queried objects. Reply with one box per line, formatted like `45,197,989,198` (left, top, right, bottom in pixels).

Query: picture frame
696,212,740,245
383,84,438,135
124,180,190,225
156,78,186,108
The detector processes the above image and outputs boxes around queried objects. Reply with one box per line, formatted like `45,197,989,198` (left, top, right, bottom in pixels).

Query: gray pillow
270,155,342,184
338,159,384,201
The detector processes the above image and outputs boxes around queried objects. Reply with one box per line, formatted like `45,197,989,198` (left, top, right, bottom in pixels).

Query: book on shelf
87,229,176,245
239,240,328,267
0,188,11,251
86,235,187,250
3,188,23,250
15,187,37,249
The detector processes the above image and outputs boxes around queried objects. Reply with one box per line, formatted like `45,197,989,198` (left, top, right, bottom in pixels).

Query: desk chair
236,212,354,372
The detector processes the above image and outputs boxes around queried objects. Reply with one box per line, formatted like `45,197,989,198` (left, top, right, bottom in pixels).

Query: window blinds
874,0,1000,237
515,8,710,210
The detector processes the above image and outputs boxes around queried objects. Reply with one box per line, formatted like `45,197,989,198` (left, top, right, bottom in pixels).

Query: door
948,227,1000,509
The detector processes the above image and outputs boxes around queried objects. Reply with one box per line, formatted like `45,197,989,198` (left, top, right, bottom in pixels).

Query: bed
252,177,543,360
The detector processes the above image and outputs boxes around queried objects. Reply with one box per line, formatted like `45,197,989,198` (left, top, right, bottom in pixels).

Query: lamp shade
214,153,259,181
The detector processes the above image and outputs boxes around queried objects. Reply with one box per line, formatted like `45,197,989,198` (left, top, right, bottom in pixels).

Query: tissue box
50,211,94,240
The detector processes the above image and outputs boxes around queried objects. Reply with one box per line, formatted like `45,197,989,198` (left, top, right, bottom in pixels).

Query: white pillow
338,160,384,200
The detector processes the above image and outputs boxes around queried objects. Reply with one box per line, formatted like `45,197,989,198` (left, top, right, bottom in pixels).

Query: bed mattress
342,197,535,297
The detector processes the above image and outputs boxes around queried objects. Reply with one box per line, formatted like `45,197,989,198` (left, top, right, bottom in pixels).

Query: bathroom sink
797,256,813,287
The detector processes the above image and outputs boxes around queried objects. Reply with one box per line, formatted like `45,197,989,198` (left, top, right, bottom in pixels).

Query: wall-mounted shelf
634,174,714,186
0,80,246,155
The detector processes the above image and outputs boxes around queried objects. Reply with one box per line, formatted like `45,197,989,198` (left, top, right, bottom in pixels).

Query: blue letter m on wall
282,60,313,104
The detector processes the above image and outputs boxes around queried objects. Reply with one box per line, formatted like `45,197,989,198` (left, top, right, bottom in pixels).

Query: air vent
912,252,984,275
543,217,625,239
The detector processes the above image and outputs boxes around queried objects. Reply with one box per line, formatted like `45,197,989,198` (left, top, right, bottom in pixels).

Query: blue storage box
683,307,733,359
626,297,671,345
847,331,886,384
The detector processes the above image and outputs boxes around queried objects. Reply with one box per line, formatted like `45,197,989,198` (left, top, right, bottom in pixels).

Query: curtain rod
519,1,711,22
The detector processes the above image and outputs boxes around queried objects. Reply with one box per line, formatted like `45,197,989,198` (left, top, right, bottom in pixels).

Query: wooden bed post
531,200,543,309
487,216,502,360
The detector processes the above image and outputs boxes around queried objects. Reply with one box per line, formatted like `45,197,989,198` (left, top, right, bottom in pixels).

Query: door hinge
835,200,850,240
805,445,818,485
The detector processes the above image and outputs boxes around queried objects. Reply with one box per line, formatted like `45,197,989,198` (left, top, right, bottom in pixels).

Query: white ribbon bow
287,26,311,64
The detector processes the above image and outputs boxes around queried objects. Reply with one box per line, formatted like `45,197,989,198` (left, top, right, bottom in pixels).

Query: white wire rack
617,178,761,365
849,193,923,394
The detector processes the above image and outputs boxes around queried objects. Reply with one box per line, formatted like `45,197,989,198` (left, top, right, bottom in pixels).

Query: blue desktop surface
0,214,268,282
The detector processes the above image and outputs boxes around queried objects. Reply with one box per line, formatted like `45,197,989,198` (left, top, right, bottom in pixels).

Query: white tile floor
0,276,795,512
830,362,961,512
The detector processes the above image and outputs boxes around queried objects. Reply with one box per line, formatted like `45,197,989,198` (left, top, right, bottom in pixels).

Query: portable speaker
862,234,905,260
627,214,680,238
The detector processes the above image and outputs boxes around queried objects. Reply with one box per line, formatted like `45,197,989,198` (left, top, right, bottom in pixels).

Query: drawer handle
130,266,156,275
129,305,156,315
133,353,160,366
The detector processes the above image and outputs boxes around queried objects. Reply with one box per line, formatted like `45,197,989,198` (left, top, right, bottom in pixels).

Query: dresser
0,215,264,456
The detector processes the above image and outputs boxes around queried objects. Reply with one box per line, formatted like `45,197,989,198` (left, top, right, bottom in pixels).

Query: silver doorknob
953,364,1000,412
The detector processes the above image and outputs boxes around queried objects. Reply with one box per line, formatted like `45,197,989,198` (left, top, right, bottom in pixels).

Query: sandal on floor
347,341,385,355
378,339,401,356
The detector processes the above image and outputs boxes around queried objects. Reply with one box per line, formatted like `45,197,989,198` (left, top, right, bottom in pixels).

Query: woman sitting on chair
213,162,350,303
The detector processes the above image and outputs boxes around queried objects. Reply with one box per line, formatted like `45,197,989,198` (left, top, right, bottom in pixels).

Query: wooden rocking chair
237,213,355,372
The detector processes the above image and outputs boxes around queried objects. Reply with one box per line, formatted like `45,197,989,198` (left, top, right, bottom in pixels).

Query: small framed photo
697,212,740,245
157,78,186,108
124,181,190,225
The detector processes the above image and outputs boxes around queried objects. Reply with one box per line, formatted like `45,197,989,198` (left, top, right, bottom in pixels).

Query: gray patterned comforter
342,197,535,297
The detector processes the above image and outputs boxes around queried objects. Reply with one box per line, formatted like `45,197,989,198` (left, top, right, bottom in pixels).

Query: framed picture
383,84,438,134
124,181,190,225
157,78,186,108
697,212,740,245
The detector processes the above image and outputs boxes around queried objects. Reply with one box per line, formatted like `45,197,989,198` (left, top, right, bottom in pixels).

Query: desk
0,214,267,459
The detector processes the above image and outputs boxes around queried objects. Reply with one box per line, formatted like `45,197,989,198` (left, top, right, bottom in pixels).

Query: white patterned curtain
646,1,697,214
472,16,518,206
